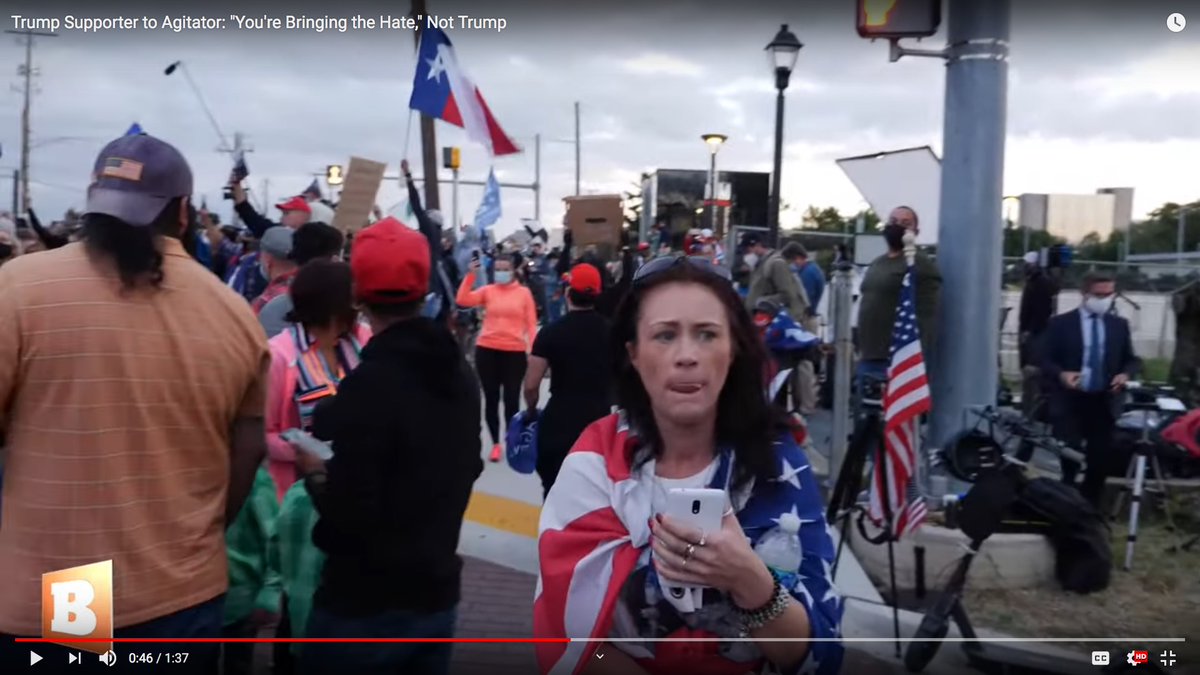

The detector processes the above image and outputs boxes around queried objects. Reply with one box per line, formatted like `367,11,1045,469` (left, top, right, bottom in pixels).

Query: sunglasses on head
632,255,732,284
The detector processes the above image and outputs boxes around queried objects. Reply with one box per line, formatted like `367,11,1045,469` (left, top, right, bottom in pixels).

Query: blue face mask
494,270,513,284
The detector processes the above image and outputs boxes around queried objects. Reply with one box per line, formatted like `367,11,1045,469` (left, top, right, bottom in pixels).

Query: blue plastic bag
505,410,539,474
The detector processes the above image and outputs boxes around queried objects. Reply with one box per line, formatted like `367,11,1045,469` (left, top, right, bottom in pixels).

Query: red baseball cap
350,217,430,303
568,263,601,294
637,242,650,251
276,196,311,214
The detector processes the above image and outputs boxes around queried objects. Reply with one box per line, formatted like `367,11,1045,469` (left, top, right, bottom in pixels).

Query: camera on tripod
859,375,885,410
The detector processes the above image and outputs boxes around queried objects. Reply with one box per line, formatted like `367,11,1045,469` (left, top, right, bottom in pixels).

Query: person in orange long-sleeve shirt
457,253,539,462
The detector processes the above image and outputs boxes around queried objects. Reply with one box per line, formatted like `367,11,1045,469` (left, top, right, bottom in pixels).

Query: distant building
1017,188,1134,243
1097,187,1135,232
639,169,769,245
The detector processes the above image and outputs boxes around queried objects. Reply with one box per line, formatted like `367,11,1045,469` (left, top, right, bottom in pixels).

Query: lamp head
164,61,181,76
766,24,803,75
701,133,728,153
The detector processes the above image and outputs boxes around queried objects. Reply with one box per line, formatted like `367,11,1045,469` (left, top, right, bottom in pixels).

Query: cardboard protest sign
563,194,623,247
331,156,388,234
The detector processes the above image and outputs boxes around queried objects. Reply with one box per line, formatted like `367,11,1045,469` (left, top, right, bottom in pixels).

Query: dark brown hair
285,260,357,330
611,263,781,490
82,197,189,291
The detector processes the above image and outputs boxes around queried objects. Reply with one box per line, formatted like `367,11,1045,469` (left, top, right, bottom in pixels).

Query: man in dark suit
1038,272,1140,507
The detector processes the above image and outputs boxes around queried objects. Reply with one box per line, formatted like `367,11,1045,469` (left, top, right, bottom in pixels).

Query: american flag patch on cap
101,157,143,181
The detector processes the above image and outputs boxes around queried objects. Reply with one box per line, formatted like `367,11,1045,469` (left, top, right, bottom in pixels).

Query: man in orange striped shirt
0,134,269,671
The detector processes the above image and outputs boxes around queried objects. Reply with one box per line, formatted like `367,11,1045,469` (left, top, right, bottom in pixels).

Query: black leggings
475,346,527,445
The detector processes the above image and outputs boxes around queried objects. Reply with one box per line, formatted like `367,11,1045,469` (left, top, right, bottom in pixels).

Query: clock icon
1167,13,1186,32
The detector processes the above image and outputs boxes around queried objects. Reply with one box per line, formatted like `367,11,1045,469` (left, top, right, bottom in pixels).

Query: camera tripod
826,373,904,656
1110,390,1185,569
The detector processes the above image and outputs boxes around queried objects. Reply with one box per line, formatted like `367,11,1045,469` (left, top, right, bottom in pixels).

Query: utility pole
928,0,1011,496
574,101,581,196
6,27,57,216
412,0,441,211
1177,206,1187,265
534,134,542,221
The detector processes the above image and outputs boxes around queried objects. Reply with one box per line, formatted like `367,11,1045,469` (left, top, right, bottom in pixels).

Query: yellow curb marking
465,491,541,539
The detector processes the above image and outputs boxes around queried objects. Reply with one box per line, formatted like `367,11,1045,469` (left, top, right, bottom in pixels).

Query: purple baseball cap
85,134,193,227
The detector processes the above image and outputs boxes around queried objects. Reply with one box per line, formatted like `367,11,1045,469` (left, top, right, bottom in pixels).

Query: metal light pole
928,0,1012,477
1177,206,1188,265
702,133,727,234
574,101,582,196
164,61,231,152
765,25,802,247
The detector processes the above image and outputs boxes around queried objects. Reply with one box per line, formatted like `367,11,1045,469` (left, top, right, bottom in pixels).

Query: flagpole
411,0,441,211
403,109,416,165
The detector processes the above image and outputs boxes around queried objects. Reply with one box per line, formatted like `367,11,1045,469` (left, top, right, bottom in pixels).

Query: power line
5,27,58,215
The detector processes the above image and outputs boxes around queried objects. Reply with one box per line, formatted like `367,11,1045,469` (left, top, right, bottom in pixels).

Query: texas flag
409,28,521,156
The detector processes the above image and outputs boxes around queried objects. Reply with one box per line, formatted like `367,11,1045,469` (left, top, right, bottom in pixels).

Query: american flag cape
763,308,820,353
866,262,931,539
534,413,844,675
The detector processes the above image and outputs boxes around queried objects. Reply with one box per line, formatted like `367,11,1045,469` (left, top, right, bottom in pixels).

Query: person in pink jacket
265,260,371,500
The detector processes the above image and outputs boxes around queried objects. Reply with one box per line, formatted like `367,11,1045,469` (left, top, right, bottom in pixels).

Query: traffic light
443,147,461,170
326,164,344,186
856,0,940,39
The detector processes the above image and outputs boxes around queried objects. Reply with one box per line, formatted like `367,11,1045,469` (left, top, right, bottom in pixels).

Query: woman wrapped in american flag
535,256,843,675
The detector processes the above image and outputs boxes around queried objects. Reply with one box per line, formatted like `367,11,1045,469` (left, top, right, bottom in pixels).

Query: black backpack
1011,478,1113,593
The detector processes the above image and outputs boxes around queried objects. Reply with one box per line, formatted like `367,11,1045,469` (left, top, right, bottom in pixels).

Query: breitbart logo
42,560,113,655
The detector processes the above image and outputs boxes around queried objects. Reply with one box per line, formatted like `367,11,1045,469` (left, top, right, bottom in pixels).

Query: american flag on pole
867,262,930,539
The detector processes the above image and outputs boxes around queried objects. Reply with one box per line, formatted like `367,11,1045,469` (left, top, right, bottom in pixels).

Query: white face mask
744,253,759,268
494,270,513,284
1084,295,1113,315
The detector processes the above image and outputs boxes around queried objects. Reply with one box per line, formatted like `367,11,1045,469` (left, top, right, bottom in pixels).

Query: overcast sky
1,0,1198,238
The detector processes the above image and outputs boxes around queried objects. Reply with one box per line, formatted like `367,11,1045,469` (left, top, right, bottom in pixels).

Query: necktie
1088,315,1103,392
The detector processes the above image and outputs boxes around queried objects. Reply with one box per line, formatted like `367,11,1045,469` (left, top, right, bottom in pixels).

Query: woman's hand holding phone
651,510,775,609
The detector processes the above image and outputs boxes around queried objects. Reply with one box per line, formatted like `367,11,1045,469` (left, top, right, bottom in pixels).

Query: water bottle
754,511,803,574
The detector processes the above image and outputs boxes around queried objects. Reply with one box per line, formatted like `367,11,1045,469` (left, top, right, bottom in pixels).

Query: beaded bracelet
736,570,791,635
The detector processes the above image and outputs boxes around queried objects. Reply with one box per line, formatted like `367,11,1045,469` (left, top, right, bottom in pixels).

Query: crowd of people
0,132,849,675
0,125,1149,675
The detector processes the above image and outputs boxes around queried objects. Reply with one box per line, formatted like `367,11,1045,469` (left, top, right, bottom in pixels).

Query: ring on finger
698,533,707,547
684,543,696,560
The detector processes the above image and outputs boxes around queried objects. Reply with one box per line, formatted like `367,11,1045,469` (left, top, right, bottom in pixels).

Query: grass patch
1142,357,1172,383
962,490,1200,662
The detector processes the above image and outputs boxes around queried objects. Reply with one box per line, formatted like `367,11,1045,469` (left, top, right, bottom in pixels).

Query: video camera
939,406,1085,484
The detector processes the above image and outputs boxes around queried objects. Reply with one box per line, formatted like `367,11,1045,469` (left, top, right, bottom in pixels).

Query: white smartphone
280,428,334,461
665,488,726,537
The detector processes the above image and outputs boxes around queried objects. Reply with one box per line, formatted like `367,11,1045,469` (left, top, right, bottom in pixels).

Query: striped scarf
290,323,364,431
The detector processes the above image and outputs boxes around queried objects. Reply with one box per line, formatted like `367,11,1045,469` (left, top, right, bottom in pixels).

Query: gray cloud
1,0,1195,231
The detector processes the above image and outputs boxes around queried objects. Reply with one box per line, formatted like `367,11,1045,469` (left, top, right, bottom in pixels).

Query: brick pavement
450,555,539,675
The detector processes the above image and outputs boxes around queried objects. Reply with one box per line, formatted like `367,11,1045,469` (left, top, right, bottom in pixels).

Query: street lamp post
701,133,727,236
765,24,802,247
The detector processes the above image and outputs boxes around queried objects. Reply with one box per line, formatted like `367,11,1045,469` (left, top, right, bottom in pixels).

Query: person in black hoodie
292,216,483,675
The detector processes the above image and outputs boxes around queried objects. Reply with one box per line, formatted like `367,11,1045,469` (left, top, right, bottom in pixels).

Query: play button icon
30,651,43,665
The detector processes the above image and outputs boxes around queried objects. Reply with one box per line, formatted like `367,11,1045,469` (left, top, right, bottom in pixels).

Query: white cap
1023,251,1039,265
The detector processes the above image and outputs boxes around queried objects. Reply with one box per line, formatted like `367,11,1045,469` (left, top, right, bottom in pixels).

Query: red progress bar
14,634,566,638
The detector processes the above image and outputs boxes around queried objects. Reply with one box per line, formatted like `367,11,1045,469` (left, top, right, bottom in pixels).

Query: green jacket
223,467,282,626
268,480,326,653
746,250,810,320
857,251,942,362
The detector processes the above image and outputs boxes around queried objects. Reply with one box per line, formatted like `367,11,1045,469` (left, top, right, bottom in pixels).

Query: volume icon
98,650,117,667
